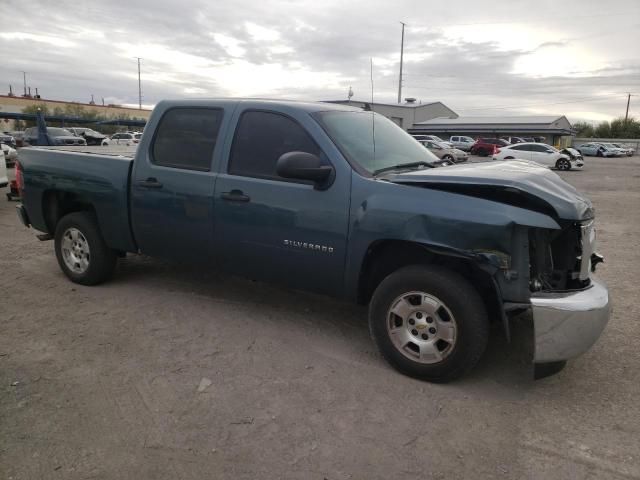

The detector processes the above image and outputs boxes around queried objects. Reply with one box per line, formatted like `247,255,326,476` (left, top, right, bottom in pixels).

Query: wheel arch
357,239,504,328
42,189,97,234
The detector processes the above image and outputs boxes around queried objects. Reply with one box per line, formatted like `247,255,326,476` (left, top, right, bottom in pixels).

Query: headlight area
528,222,595,292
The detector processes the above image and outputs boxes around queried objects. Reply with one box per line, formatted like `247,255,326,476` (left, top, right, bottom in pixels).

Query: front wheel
54,212,117,285
369,265,489,382
442,154,454,162
556,158,571,170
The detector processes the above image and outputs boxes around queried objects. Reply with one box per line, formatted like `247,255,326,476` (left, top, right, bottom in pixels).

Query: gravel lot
1,156,639,479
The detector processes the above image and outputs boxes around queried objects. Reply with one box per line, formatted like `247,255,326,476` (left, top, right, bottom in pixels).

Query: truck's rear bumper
531,277,610,363
16,204,30,227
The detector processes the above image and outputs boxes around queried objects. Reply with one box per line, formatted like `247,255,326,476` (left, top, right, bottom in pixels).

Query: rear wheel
442,154,454,162
556,158,571,170
369,265,489,382
54,212,117,285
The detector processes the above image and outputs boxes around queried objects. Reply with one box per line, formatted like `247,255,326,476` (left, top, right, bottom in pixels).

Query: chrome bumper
532,277,610,363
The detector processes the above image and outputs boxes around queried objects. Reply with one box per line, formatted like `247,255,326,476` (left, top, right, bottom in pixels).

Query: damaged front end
528,218,610,373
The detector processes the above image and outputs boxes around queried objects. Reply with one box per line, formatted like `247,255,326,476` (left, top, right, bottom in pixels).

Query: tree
573,121,595,137
594,121,612,138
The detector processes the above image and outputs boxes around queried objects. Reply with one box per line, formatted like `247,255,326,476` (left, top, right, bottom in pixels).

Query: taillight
15,160,24,196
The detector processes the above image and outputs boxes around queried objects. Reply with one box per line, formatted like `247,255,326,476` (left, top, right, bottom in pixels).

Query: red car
470,138,509,156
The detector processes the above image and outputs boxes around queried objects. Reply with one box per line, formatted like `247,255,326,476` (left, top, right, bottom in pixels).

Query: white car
448,135,475,151
110,132,139,146
1,143,18,165
601,143,631,157
493,142,583,170
0,151,8,189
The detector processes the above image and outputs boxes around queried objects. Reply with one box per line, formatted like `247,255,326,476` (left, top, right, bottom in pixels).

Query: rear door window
151,107,223,171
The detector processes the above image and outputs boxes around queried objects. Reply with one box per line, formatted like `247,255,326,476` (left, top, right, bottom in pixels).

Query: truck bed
18,146,137,252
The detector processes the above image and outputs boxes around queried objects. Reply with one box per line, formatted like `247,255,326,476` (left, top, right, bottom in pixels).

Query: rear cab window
151,107,223,171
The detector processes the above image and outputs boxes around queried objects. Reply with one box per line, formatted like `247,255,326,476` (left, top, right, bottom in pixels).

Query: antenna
370,58,376,161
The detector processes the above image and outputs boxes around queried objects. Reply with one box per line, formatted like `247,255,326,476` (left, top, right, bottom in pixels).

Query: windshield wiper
373,161,433,175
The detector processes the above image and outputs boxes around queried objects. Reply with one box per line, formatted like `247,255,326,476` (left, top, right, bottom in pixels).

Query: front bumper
531,277,610,363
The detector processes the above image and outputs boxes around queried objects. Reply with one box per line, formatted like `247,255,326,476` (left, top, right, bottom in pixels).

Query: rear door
213,107,351,296
131,106,228,263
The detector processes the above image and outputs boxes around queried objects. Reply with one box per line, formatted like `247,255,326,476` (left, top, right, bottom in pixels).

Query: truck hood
385,160,593,221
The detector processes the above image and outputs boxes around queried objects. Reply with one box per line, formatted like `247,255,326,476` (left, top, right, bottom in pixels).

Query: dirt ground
1,156,639,479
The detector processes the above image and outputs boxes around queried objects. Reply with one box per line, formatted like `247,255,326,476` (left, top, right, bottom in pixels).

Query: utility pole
625,93,631,122
136,57,142,109
397,22,406,104
21,71,27,96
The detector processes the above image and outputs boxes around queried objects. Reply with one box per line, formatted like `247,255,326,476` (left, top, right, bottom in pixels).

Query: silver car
420,140,468,163
448,135,475,151
576,143,619,157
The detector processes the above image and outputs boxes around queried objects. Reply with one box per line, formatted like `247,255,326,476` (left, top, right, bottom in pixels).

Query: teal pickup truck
15,99,610,382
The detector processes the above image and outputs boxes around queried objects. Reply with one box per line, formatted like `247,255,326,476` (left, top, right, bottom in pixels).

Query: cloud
1,0,639,122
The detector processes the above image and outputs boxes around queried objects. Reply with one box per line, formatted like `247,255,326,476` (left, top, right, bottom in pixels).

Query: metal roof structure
410,115,573,135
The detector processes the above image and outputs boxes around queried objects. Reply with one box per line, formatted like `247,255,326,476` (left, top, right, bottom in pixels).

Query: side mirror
276,151,334,189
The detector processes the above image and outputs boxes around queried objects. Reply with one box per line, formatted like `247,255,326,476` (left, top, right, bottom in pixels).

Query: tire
556,158,571,171
54,212,117,285
596,150,603,157
442,154,454,162
504,156,515,160
369,265,489,383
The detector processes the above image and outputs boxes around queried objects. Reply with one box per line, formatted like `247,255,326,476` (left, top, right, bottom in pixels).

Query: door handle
137,178,163,189
221,190,251,203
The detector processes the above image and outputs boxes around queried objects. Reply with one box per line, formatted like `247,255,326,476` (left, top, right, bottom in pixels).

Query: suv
24,127,87,146
449,136,475,151
470,138,509,156
111,132,139,146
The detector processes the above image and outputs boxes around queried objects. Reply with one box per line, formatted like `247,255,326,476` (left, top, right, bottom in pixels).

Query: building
409,115,575,146
0,95,152,130
325,99,458,131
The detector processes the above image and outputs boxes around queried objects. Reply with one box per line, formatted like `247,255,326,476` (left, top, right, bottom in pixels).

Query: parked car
500,136,526,144
15,99,609,382
493,142,582,170
560,147,584,163
0,150,7,188
420,140,468,163
448,135,475,151
110,132,139,145
600,143,629,157
610,143,635,156
576,143,619,157
24,127,87,146
0,133,16,149
469,138,509,156
1,143,18,166
68,127,110,146
411,134,453,148
9,131,26,147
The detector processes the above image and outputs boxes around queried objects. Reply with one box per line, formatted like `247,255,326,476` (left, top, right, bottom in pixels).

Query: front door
213,109,351,296
131,107,225,263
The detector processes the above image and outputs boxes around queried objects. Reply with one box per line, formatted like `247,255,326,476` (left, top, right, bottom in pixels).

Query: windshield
315,111,440,174
47,127,73,137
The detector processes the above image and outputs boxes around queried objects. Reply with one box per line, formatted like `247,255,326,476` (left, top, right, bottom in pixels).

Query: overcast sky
2,0,639,123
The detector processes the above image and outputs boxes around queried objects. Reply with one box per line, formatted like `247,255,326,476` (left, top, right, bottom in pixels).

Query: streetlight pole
136,57,142,109
625,93,631,122
21,71,27,96
397,22,406,104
